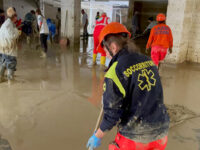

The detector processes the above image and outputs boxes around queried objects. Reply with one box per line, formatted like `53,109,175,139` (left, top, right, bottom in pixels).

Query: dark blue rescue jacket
100,49,169,143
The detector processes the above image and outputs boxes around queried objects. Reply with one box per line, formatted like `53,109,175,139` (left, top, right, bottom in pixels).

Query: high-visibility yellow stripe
105,62,126,98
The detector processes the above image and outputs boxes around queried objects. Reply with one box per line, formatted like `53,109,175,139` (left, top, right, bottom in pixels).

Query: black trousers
40,34,48,53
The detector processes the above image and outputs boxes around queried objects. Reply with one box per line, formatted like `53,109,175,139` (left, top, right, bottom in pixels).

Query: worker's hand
87,133,101,150
169,48,172,54
18,30,22,36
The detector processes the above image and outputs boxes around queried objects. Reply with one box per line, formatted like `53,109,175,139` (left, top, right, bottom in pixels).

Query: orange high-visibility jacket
146,23,173,49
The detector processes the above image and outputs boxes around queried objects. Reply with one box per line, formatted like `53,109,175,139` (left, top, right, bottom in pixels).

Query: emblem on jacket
138,69,156,91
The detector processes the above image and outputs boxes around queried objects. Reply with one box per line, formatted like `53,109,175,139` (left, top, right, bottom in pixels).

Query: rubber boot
27,36,31,45
7,69,14,80
93,54,97,65
40,51,47,58
0,65,6,83
7,69,14,84
100,56,106,66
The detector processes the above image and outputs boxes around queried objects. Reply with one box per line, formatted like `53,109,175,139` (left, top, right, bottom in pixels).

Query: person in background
81,9,88,40
56,8,61,38
23,10,36,44
0,9,5,27
36,9,49,58
93,12,110,66
0,7,21,83
143,17,157,37
87,22,169,150
146,13,173,69
95,12,100,20
47,18,56,44
30,10,38,42
24,10,35,23
132,11,139,38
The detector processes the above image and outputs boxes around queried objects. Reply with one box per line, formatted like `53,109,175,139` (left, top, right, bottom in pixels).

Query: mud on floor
166,104,200,128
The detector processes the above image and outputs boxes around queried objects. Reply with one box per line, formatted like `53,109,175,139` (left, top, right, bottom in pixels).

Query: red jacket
146,23,173,49
15,19,22,30
95,14,109,28
94,14,109,54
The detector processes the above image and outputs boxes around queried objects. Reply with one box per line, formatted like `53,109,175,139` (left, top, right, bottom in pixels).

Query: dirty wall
165,0,200,63
3,0,37,20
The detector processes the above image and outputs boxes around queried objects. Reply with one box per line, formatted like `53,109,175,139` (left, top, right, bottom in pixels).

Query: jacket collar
105,48,129,72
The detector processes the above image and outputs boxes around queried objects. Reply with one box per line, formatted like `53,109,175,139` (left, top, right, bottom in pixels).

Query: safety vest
95,15,109,27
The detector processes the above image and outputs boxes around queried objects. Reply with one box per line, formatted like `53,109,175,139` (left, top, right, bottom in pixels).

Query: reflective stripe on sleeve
105,62,126,98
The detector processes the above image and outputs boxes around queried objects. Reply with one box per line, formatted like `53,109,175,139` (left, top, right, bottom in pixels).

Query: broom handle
94,106,104,132
88,106,103,150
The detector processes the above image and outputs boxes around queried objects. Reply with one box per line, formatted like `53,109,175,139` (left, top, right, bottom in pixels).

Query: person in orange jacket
146,13,173,68
93,12,110,66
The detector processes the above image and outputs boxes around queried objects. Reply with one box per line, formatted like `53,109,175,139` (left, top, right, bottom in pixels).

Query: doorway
132,0,168,54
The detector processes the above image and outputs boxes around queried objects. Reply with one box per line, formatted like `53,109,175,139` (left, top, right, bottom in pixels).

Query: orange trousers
151,46,168,66
109,133,168,150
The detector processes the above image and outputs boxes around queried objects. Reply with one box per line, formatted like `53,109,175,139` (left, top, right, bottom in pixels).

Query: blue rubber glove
87,133,101,150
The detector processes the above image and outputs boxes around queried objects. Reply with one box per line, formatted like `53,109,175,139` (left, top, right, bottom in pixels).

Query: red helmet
97,22,131,53
156,13,166,22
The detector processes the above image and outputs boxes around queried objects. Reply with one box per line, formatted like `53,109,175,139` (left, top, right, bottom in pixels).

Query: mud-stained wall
61,0,81,44
3,0,37,20
164,0,187,63
44,3,58,21
186,0,200,63
165,0,200,63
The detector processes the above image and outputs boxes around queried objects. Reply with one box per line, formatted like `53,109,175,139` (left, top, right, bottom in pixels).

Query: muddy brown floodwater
0,38,199,150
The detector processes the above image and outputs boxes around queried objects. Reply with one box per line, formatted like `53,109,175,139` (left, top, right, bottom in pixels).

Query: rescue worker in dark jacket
87,22,170,150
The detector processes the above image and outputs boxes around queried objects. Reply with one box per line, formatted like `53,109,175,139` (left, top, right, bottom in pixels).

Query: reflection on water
88,66,105,107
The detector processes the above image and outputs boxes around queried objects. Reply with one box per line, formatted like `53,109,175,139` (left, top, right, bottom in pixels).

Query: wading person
81,9,88,40
0,7,21,83
36,9,49,58
143,17,157,37
132,11,139,38
95,12,100,20
56,8,61,38
93,12,110,66
146,13,173,68
87,22,170,150
23,10,36,44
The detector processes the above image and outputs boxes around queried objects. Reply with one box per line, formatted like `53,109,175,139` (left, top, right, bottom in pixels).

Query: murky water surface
0,39,199,150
